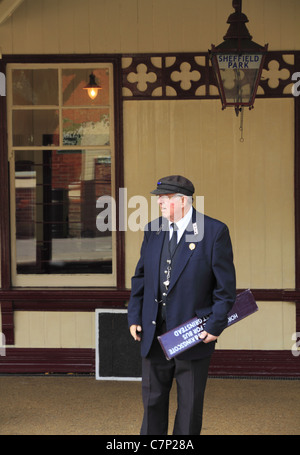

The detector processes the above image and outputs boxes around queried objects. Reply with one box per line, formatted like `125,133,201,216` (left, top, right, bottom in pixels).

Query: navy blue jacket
127,208,236,360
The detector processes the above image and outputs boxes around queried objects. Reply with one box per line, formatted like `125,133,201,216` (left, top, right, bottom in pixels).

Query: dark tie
169,223,178,256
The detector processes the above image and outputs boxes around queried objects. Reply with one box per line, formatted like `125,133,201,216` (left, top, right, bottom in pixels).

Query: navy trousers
140,327,211,435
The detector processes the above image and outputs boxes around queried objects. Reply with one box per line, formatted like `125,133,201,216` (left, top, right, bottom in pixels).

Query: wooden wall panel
0,0,299,55
10,302,295,351
217,301,295,350
13,312,95,348
123,98,295,350
41,0,60,53
124,98,295,289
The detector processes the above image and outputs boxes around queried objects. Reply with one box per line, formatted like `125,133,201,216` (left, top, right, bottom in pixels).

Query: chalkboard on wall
95,309,142,380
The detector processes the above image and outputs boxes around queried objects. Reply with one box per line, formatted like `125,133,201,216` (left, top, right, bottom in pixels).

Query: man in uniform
128,175,236,435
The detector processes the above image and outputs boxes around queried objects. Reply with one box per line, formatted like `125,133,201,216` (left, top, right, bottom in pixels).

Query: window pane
62,68,109,106
63,108,110,146
220,68,260,103
14,149,112,275
12,110,59,146
12,69,58,105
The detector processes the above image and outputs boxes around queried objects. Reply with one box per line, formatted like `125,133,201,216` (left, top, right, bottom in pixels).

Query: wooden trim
296,301,300,333
0,54,125,292
113,56,126,289
0,348,298,377
295,52,300,289
209,350,300,378
293,52,300,332
0,59,11,290
0,348,95,374
0,288,131,309
0,289,299,312
0,301,14,344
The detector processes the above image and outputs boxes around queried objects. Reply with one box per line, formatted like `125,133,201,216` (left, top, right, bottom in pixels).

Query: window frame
0,54,125,290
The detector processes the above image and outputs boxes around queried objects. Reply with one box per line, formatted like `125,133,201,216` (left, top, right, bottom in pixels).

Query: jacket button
152,321,156,325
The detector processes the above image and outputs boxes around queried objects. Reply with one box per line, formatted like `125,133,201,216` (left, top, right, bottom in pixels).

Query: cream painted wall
123,98,296,350
13,311,95,348
6,304,296,351
0,0,299,54
0,308,95,348
217,301,295,350
124,99,295,289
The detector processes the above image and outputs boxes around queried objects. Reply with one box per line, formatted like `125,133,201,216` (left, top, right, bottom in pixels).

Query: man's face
157,194,185,222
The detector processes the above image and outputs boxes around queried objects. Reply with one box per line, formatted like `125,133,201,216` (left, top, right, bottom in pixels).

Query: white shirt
169,206,193,243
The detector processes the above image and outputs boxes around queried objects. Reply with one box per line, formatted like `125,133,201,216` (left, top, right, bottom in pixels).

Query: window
7,63,117,286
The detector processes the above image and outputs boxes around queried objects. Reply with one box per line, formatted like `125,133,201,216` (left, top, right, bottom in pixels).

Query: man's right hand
130,324,142,341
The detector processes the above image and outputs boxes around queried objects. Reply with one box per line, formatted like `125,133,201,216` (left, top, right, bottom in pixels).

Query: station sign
217,54,263,70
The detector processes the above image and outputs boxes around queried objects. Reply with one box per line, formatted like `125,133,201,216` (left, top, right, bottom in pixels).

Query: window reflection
62,68,109,106
62,109,110,146
12,69,58,106
10,64,114,284
15,150,112,274
12,110,59,146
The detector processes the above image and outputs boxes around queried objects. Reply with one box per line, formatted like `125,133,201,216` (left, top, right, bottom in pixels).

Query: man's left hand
199,331,218,343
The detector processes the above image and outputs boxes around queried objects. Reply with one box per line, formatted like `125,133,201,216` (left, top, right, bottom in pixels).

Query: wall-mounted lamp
83,72,102,100
209,0,268,122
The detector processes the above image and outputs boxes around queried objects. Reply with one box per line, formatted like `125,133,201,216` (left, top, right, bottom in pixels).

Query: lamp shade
209,0,268,114
83,73,102,100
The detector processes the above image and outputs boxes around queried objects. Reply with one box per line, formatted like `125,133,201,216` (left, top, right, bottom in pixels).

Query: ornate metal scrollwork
122,51,299,100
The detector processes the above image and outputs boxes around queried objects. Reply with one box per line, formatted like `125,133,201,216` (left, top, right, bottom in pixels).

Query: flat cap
151,175,195,196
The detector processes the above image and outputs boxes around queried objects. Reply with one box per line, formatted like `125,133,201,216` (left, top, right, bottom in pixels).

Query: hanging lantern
83,72,102,100
209,0,268,117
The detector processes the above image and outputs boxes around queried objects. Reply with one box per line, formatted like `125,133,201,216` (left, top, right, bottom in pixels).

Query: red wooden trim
296,301,300,333
0,59,11,290
0,301,14,345
0,54,126,299
0,348,95,374
12,299,128,312
0,348,298,377
0,288,131,308
295,52,300,289
0,289,299,313
209,350,300,378
113,56,126,289
293,53,300,331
